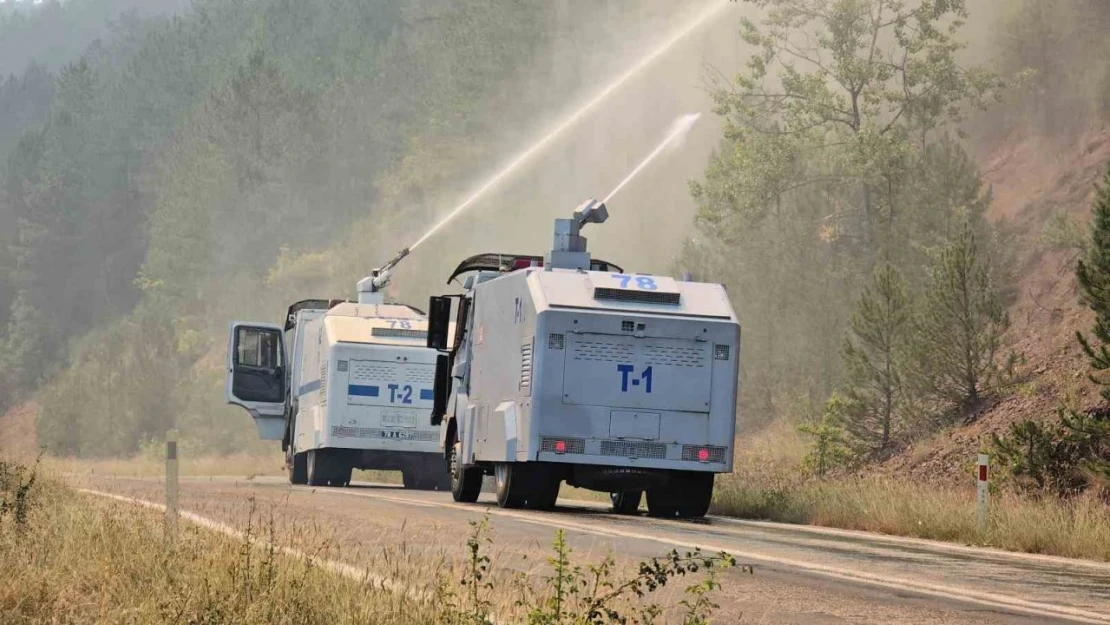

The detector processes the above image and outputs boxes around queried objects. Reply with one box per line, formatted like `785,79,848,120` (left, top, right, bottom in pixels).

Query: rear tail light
682,445,726,463
541,436,584,454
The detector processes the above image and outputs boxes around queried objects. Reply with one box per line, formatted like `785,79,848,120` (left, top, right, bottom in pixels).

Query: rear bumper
322,426,439,454
534,448,730,473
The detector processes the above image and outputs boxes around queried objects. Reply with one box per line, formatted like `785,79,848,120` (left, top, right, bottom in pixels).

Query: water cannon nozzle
573,198,608,229
370,268,392,290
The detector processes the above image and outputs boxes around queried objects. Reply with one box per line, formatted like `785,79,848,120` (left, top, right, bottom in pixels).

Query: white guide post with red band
977,453,989,533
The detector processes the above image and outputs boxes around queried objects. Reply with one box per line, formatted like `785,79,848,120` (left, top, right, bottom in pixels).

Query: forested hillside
0,0,714,456
675,0,1110,492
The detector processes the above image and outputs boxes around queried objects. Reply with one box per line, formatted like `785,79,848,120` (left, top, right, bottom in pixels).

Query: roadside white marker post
166,429,179,543
977,453,989,534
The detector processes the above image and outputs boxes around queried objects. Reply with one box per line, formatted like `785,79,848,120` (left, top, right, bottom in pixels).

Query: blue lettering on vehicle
387,384,415,404
610,273,658,291
616,364,653,393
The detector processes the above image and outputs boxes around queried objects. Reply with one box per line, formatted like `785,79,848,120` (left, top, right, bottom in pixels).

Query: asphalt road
78,475,1110,625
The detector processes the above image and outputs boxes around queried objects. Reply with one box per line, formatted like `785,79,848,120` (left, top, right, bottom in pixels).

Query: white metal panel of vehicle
561,333,712,414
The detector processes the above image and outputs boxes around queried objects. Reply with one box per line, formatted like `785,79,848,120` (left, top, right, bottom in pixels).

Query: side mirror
427,296,452,350
431,353,452,425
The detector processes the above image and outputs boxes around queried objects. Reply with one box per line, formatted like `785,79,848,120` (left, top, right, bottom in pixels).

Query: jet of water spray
602,113,700,204
406,0,729,253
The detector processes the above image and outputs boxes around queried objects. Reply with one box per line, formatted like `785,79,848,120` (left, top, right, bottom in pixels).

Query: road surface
76,475,1110,625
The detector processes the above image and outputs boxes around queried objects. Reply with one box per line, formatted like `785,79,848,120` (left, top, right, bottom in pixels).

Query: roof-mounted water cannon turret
356,247,410,304
546,198,608,271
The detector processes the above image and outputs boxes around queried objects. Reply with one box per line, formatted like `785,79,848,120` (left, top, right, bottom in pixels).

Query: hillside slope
883,121,1110,483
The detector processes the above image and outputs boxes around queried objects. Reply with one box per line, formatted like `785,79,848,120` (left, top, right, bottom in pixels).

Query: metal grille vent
594,287,680,305
540,436,585,454
644,345,707,368
331,426,437,442
714,345,730,361
572,340,634,363
404,367,435,385
601,440,667,459
548,333,565,350
621,320,635,332
319,362,328,406
351,362,394,382
371,327,427,339
520,338,533,391
681,445,728,463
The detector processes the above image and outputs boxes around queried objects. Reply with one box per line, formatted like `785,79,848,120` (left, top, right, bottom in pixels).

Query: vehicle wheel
530,480,560,510
494,463,528,508
401,468,417,489
450,442,482,503
330,461,352,487
647,473,713,518
526,468,560,510
610,491,642,515
306,449,330,487
288,450,308,485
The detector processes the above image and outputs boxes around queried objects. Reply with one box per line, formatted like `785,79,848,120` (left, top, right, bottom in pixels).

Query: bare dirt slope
884,121,1110,483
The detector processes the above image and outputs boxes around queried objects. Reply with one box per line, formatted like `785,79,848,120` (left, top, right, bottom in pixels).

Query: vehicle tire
288,450,308,485
494,463,528,508
450,442,482,503
610,491,641,515
330,461,352,487
647,473,713,518
522,471,559,510
306,449,331,487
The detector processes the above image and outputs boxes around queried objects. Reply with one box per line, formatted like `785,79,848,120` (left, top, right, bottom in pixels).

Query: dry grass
1,459,736,624
46,451,287,479
48,451,405,486
713,416,1110,561
0,468,439,624
713,462,1110,561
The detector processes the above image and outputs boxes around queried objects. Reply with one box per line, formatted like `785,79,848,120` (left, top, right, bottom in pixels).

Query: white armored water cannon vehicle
226,248,451,489
424,200,740,517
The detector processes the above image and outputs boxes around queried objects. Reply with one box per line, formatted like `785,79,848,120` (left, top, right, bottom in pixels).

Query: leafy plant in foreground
440,519,741,624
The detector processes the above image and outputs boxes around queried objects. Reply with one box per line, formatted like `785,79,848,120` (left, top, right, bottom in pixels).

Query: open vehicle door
226,321,286,440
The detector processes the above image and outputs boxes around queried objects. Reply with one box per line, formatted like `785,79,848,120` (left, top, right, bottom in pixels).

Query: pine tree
841,264,911,452
799,393,856,477
1076,164,1110,401
915,226,1009,415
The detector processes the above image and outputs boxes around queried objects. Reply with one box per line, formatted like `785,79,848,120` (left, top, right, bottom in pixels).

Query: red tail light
697,448,710,462
555,440,567,454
